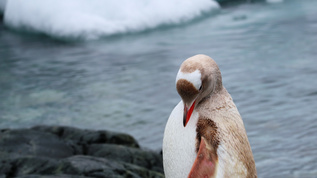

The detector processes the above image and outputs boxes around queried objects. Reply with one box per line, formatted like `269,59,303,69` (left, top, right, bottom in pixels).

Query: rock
57,155,163,178
0,129,73,159
0,156,163,178
31,125,140,148
6,157,58,177
0,159,12,177
215,0,265,6
87,144,163,173
0,125,163,178
16,175,89,178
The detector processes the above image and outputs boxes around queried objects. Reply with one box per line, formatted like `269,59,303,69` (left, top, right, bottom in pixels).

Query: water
1,0,317,177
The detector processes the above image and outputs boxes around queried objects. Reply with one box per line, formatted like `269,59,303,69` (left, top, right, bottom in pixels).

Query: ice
4,0,219,40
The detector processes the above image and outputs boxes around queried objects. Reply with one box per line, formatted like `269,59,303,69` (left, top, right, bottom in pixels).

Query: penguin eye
199,85,202,91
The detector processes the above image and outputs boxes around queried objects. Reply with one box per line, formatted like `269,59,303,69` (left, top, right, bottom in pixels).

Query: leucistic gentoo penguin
163,54,257,178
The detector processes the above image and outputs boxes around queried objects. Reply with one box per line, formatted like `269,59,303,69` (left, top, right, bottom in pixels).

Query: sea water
0,0,317,177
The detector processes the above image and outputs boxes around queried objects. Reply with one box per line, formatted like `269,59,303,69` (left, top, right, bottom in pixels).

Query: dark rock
16,175,90,178
32,125,140,148
0,129,73,159
88,144,163,173
9,157,58,177
0,155,163,177
215,0,265,6
0,126,163,178
0,159,12,177
58,155,158,178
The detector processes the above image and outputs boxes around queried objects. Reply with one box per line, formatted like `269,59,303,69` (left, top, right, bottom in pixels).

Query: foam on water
4,0,219,40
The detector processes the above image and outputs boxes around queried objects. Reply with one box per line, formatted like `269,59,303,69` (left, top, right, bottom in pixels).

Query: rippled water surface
1,1,317,177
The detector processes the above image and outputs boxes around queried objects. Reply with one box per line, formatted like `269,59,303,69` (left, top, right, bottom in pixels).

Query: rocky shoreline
0,125,164,178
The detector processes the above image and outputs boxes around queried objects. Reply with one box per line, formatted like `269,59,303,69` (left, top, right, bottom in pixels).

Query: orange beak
183,100,196,127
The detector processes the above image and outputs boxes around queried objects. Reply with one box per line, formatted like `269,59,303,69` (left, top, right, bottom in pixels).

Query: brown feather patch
176,79,199,103
196,117,219,154
189,118,219,178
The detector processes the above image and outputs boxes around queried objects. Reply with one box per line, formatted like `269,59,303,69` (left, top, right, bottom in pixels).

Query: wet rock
58,155,163,178
16,175,89,178
0,159,12,177
6,157,58,177
88,144,163,173
0,125,163,178
0,129,73,159
31,125,140,148
215,0,265,6
0,155,163,178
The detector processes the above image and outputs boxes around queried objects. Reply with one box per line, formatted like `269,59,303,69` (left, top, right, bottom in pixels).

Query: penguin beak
183,100,196,127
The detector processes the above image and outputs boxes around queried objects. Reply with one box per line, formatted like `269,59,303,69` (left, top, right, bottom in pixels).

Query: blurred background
0,0,316,177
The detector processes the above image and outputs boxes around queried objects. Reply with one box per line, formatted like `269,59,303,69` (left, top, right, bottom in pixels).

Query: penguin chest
163,101,199,178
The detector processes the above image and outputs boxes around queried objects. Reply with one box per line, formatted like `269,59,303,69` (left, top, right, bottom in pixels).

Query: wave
3,0,220,40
